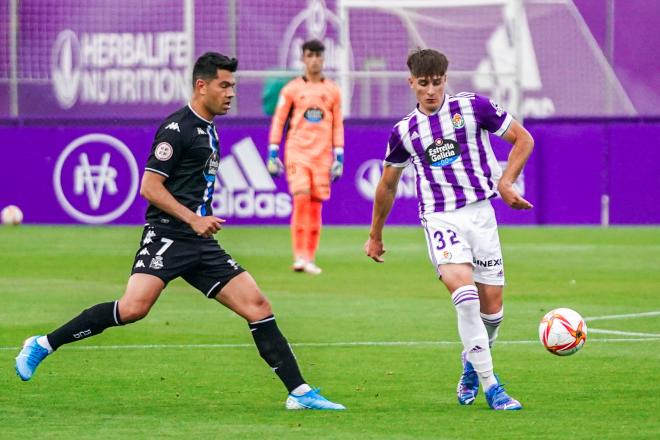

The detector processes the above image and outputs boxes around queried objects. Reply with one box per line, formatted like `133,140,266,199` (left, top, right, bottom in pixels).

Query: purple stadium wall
1,118,658,225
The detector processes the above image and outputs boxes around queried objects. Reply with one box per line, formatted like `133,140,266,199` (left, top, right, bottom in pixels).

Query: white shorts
421,200,505,286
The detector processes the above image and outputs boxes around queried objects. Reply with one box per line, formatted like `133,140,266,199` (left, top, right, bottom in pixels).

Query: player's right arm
365,165,404,263
140,172,224,238
143,122,224,237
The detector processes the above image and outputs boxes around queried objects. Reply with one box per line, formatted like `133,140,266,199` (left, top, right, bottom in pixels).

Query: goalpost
336,0,525,119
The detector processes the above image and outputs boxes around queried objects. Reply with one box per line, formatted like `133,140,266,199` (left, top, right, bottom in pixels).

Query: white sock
481,307,504,348
36,335,53,353
452,285,496,390
290,383,312,396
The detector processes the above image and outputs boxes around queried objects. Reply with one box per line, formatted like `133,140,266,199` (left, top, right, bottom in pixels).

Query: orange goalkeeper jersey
268,76,344,167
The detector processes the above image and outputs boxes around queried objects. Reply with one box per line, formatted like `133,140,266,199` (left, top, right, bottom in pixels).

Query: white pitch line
585,311,660,321
1,337,659,352
589,328,660,337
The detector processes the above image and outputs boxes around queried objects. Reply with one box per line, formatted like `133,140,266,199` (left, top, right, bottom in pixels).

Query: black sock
249,315,305,392
47,301,124,350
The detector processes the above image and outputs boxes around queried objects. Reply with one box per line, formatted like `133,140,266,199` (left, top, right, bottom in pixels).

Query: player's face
409,75,446,114
302,50,324,75
201,69,236,116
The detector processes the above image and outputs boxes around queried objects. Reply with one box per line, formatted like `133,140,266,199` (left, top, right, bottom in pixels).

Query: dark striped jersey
144,104,220,232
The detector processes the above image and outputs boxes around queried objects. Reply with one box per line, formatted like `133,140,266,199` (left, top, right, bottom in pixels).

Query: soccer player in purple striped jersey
364,49,534,410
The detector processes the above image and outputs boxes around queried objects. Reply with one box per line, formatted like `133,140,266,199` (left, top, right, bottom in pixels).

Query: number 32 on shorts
433,229,460,250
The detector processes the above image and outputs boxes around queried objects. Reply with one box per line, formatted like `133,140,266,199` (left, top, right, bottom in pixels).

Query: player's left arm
499,119,535,210
330,85,345,181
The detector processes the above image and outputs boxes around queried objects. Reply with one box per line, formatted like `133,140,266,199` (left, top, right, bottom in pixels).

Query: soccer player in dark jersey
15,52,345,411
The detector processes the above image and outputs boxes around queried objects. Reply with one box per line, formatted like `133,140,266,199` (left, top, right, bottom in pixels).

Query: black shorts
130,225,246,298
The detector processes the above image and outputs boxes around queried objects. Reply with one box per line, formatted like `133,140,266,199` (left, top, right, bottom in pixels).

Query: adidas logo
410,131,420,141
197,127,206,135
134,260,145,268
213,137,291,218
469,345,485,353
165,122,180,132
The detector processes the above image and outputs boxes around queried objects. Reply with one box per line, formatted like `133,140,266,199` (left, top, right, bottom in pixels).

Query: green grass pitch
1,225,659,439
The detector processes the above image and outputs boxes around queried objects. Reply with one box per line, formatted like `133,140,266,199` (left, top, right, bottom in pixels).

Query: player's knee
251,295,273,320
118,300,151,323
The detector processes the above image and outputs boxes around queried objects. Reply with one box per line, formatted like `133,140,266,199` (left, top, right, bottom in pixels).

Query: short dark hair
302,39,325,54
406,49,449,78
192,52,238,87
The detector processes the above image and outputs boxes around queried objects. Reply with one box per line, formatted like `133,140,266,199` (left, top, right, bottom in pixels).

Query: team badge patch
154,142,173,161
452,113,465,129
424,138,462,168
442,250,452,260
149,256,164,270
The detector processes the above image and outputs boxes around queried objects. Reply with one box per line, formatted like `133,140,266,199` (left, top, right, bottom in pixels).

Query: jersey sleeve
331,84,344,148
268,82,294,145
383,125,410,167
144,124,186,178
473,94,513,137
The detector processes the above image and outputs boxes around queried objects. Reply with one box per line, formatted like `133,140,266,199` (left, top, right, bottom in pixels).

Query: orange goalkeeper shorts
286,161,331,201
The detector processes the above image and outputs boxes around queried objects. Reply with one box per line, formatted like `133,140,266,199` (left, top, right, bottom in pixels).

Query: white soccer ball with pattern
1,205,23,225
538,308,587,356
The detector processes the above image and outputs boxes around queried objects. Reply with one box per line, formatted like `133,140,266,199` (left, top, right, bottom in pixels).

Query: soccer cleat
303,262,322,275
292,257,306,272
485,378,522,410
285,388,346,410
15,336,50,381
457,351,479,405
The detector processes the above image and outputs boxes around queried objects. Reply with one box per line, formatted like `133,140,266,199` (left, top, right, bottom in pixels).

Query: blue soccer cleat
15,336,50,381
457,351,479,405
285,388,346,410
485,378,522,410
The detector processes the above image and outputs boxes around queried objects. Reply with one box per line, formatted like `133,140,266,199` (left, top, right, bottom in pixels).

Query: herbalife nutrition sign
51,29,191,109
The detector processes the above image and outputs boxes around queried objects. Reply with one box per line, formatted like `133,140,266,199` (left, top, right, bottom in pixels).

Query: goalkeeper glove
266,144,284,177
331,147,344,181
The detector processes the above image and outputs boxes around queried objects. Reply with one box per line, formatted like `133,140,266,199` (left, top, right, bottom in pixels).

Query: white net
339,0,635,118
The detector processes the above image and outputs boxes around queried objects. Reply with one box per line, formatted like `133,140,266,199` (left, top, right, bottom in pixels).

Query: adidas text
213,188,291,218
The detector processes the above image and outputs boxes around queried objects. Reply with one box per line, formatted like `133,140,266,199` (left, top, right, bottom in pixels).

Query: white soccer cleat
303,262,322,275
292,257,306,272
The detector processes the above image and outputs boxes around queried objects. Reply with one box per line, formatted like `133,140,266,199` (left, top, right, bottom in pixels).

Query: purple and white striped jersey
384,93,513,216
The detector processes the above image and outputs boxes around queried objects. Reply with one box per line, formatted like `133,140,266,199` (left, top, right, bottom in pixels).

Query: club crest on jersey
155,142,173,161
452,113,465,129
424,138,462,168
304,107,323,122
149,256,164,270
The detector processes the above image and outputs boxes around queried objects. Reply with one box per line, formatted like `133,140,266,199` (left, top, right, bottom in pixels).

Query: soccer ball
1,205,23,225
538,308,587,356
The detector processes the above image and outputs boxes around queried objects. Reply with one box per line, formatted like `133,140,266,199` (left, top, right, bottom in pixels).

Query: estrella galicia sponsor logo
473,258,503,268
425,138,462,168
355,159,417,200
304,107,324,122
53,134,139,224
213,138,292,218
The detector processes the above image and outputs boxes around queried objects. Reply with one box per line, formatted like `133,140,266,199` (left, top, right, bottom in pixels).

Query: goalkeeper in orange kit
266,39,344,275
